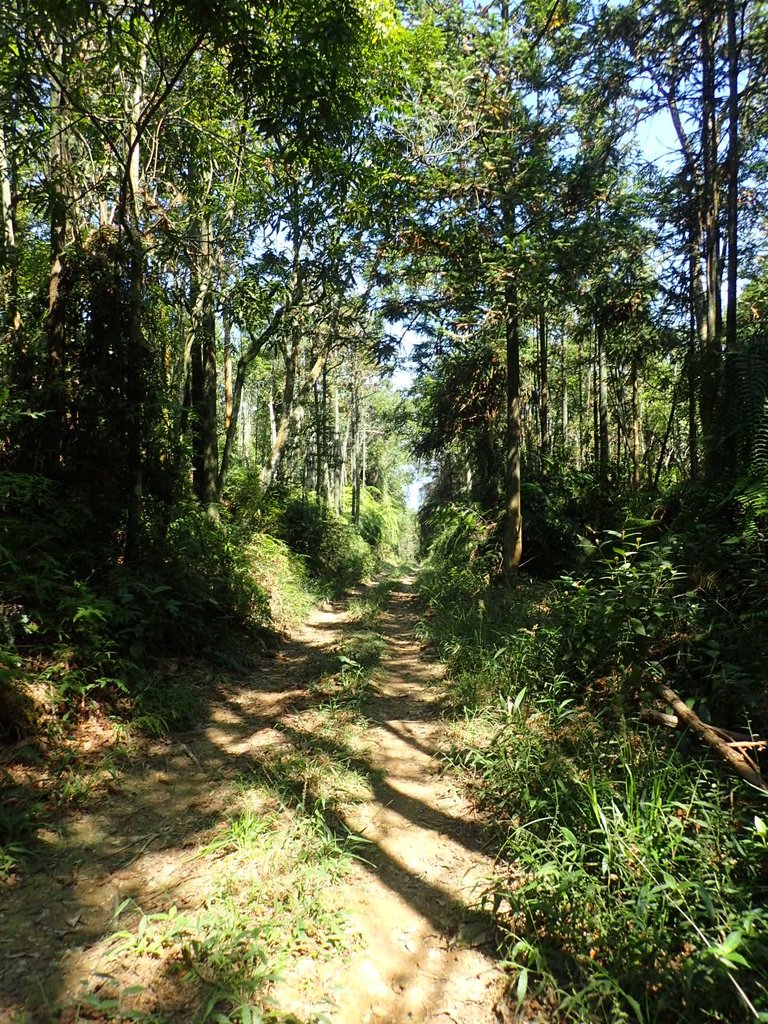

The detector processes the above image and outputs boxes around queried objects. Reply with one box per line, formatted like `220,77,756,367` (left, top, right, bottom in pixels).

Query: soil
0,577,512,1024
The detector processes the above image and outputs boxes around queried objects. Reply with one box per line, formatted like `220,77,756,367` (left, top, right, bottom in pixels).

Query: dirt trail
0,577,507,1023
278,577,506,1023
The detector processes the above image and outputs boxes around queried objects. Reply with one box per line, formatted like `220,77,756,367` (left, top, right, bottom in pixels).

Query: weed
308,623,384,715
132,673,207,735
246,533,322,628
420,514,768,1023
70,982,164,1022
444,698,768,1021
0,798,39,867
346,575,397,626
105,770,362,1023
277,495,374,596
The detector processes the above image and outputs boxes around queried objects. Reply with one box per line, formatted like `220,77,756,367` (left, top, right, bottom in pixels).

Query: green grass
79,575,391,1024
453,707,768,1022
99,774,363,1023
308,609,386,716
345,574,398,627
247,532,324,628
418,520,768,1024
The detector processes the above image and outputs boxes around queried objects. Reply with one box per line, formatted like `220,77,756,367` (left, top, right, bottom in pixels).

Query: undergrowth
72,583,388,1024
47,573,390,1022
446,705,768,1022
419,501,768,1023
0,472,398,882
0,474,395,746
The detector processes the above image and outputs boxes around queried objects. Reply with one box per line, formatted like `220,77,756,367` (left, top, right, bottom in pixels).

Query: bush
358,486,408,556
278,496,374,595
421,506,768,1023
0,473,271,724
246,532,319,626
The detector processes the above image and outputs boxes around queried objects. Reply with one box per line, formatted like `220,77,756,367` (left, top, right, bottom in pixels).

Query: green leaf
720,930,742,954
560,826,579,848
516,967,529,1008
623,990,644,1023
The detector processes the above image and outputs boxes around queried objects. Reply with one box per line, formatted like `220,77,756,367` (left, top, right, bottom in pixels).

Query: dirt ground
0,577,512,1023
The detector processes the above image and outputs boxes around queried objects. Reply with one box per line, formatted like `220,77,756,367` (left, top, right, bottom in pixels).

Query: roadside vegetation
69,574,393,1024
1,481,401,1021
0,476,411,879
417,490,768,1023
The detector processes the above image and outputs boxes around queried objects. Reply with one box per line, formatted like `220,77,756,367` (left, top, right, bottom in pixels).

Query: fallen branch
644,685,767,790
640,709,678,730
640,709,765,747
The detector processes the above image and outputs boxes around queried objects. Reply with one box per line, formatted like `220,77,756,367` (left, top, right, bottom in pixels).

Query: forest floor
0,577,514,1024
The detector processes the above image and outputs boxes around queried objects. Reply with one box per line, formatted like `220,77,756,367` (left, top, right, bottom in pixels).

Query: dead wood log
650,684,767,790
640,709,764,746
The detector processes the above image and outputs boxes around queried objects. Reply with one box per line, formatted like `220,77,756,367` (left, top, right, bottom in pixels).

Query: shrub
0,473,271,725
422,507,768,1023
459,711,768,1023
358,486,408,556
278,496,374,595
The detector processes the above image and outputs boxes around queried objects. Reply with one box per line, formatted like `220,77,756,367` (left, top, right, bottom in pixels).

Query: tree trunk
220,272,307,498
269,385,277,449
123,54,147,558
223,310,233,432
596,322,609,485
262,332,299,491
653,369,682,496
0,120,21,348
125,233,145,557
538,307,549,466
339,404,351,513
190,215,219,520
46,42,67,473
261,335,327,494
312,372,322,501
322,365,332,505
361,402,367,506
688,239,700,481
630,354,641,488
503,274,523,581
218,356,247,497
700,9,723,468
350,352,362,526
560,337,568,453
591,335,599,472
725,0,740,354
577,337,584,470
331,385,341,511
240,386,251,468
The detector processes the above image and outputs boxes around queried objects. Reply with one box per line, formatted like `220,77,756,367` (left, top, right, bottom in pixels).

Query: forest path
275,576,507,1023
0,576,508,1023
